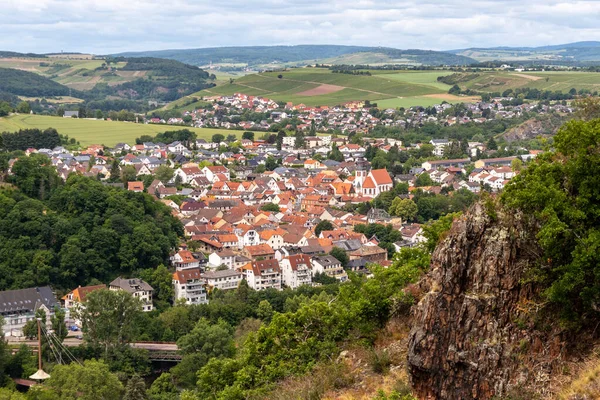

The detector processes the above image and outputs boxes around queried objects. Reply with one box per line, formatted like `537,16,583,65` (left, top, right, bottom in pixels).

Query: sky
3,0,600,54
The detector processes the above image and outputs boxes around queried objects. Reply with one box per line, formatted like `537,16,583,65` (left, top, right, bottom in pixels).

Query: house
109,278,154,312
208,250,237,269
430,139,450,156
202,269,243,291
170,250,200,270
243,244,275,260
240,259,282,291
63,111,79,118
421,159,470,171
127,181,144,192
62,285,105,325
0,287,58,336
173,268,208,305
280,254,312,289
474,157,516,169
259,230,285,250
311,255,348,282
348,245,388,264
401,224,425,244
203,165,230,183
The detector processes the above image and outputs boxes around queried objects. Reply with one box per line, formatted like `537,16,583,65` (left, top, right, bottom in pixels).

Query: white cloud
0,0,598,54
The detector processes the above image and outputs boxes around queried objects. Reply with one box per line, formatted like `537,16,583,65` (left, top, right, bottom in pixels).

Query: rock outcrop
408,203,565,399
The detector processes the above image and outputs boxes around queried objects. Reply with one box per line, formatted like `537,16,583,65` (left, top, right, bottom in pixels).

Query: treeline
332,69,372,76
135,129,197,145
320,64,439,71
0,68,74,97
437,73,480,85
0,128,63,151
0,154,182,291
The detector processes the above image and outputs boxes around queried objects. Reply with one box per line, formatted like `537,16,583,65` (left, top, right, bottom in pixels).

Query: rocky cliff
407,203,567,399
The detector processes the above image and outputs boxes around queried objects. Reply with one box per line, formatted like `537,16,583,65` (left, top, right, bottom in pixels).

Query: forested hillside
0,154,182,291
0,68,73,97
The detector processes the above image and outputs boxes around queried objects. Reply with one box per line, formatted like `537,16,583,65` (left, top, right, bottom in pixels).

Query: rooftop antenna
29,318,50,381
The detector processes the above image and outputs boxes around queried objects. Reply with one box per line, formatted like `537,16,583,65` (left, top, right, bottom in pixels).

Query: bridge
6,337,182,362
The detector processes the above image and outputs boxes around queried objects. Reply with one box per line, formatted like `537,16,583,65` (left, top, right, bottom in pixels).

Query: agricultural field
0,114,242,147
456,71,600,93
191,68,469,108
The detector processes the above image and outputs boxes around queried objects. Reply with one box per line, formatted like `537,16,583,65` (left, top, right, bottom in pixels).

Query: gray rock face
408,203,561,399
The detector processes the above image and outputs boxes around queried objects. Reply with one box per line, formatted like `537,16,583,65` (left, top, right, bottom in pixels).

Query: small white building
239,259,282,291
280,254,312,289
173,268,208,305
109,278,154,312
311,255,348,282
202,269,243,291
170,250,200,271
208,250,237,269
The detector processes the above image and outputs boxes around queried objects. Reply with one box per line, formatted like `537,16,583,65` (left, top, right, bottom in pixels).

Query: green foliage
0,172,182,291
0,318,8,386
327,144,344,162
389,198,418,221
421,212,461,253
329,247,349,267
124,375,148,400
212,133,224,143
242,131,254,141
413,188,476,223
138,265,173,310
354,223,403,258
0,67,71,97
502,119,600,322
78,289,142,356
148,373,178,400
260,203,280,213
315,220,334,237
41,359,124,400
415,173,435,187
194,246,430,398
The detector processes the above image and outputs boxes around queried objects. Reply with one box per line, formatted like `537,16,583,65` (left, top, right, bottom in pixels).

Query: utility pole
29,317,50,381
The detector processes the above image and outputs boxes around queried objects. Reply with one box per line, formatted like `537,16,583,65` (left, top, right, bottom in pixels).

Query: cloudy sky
3,0,600,54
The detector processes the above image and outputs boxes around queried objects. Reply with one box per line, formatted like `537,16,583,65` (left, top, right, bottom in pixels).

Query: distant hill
114,45,477,67
448,41,600,64
0,68,73,97
0,56,215,103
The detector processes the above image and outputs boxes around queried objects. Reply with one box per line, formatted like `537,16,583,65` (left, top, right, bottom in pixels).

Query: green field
458,71,600,93
0,114,242,147
191,68,467,108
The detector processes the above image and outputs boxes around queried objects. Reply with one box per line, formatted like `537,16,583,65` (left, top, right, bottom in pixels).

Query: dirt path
510,73,542,81
296,84,345,96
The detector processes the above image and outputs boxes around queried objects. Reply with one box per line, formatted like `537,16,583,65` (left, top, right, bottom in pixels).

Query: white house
280,254,312,289
208,250,237,269
311,255,348,282
173,268,208,305
355,168,393,198
170,250,200,270
202,269,243,291
239,259,282,291
109,278,154,312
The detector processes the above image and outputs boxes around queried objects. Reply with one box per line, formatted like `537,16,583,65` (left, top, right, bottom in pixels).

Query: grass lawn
0,114,244,147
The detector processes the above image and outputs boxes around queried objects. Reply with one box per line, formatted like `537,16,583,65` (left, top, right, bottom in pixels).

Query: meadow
193,68,463,108
0,114,242,147
459,71,600,93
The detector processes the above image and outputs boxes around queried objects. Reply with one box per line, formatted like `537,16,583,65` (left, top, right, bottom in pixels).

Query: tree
329,247,349,268
124,375,148,400
226,134,237,143
511,157,523,172
276,130,286,151
138,264,173,310
177,318,235,357
327,144,344,162
16,101,30,114
41,360,124,400
78,289,141,357
294,130,305,149
121,165,137,184
0,317,9,386
389,198,418,222
256,300,274,323
0,101,11,117
212,134,225,143
242,131,254,141
154,165,174,184
486,137,498,151
315,220,334,237
502,118,600,322
265,156,278,171
148,373,177,400
415,173,435,187
260,203,280,212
